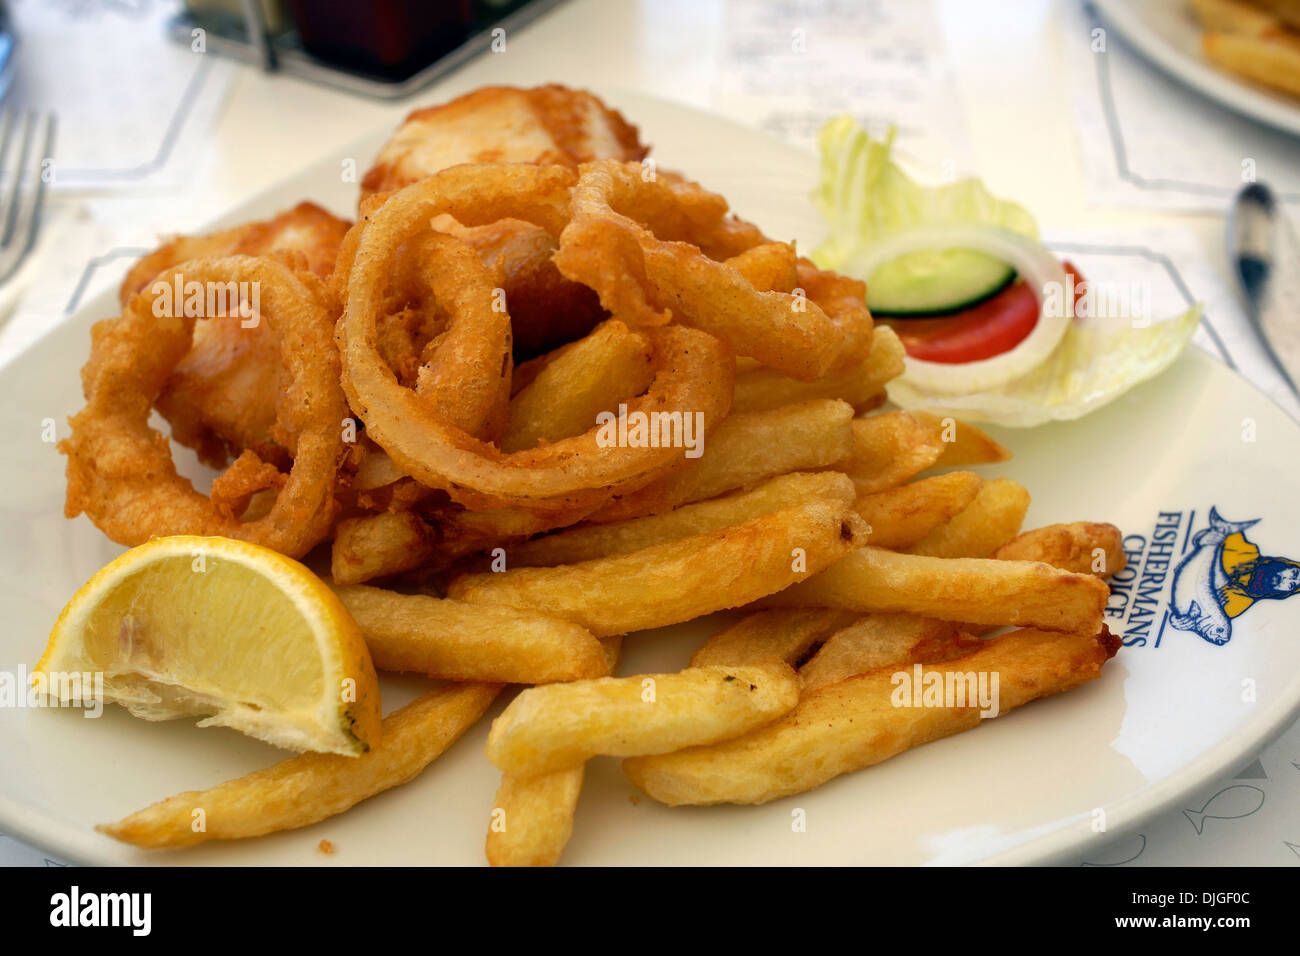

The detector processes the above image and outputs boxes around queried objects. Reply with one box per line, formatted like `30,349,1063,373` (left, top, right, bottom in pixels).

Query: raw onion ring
842,223,1070,395
61,256,348,558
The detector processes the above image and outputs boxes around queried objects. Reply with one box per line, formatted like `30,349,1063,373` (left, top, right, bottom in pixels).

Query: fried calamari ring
461,218,606,360
554,160,872,381
62,257,348,558
725,241,800,294
407,232,514,441
122,203,352,469
339,164,734,515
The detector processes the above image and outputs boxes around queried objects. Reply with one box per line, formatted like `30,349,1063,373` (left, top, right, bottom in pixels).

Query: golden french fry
1203,31,1300,98
486,766,587,867
486,663,800,776
502,319,654,453
691,607,860,668
907,410,1012,467
760,546,1108,634
449,499,869,637
508,471,855,567
836,410,945,495
333,584,608,684
98,682,501,848
331,510,436,585
624,627,1120,805
993,522,1125,577
485,638,622,868
799,614,976,692
731,326,904,413
906,477,1030,558
1192,0,1281,35
1254,0,1300,30
855,471,983,549
588,399,855,522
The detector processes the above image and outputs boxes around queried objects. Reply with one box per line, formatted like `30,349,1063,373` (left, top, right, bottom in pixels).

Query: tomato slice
883,261,1085,365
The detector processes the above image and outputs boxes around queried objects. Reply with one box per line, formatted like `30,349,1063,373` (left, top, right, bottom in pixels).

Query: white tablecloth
1,0,1296,867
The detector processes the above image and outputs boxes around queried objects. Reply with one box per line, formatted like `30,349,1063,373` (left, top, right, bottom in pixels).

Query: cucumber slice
862,247,1016,317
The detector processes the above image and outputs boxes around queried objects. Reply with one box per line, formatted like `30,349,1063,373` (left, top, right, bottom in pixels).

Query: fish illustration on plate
1080,833,1147,867
1182,784,1265,834
1169,507,1300,645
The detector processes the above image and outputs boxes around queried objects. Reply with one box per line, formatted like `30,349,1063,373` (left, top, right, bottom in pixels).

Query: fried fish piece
122,203,352,467
360,84,647,200
120,201,350,302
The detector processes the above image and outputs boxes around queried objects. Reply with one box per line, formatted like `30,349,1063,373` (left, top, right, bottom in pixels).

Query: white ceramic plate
1093,0,1300,138
3,92,1300,866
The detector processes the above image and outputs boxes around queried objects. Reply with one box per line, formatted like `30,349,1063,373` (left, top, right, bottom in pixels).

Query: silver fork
0,110,56,285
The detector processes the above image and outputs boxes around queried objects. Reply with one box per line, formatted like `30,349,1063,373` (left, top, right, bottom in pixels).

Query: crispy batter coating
124,203,351,467
361,84,647,200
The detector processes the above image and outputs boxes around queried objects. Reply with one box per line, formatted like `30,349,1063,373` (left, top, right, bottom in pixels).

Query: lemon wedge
35,536,382,756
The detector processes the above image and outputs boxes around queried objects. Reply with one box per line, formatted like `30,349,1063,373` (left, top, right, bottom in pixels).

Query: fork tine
0,110,19,240
0,109,29,251
0,112,55,284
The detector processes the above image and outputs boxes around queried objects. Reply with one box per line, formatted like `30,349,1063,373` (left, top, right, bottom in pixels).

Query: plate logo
1111,507,1300,647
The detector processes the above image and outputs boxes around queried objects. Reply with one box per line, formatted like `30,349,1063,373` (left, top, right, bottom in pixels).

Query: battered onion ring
345,310,733,514
339,164,735,514
408,232,514,440
333,166,582,441
725,241,800,294
553,160,872,381
62,256,348,558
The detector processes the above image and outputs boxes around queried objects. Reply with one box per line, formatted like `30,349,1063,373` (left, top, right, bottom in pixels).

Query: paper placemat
1065,0,1300,212
6,0,235,192
712,0,973,167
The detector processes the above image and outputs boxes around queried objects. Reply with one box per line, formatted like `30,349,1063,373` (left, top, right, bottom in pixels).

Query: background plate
2,91,1299,866
1094,0,1300,138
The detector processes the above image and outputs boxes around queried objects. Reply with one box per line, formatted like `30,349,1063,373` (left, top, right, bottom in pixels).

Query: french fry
1254,0,1300,30
486,662,800,776
1202,29,1300,97
331,510,436,585
588,399,855,522
906,477,1030,558
759,546,1108,634
486,766,587,868
485,638,622,868
1192,0,1281,35
502,319,655,452
449,499,869,637
508,471,855,567
855,471,983,549
624,627,1120,805
333,585,608,683
731,326,904,413
98,682,501,848
799,614,977,692
908,410,1012,468
835,410,945,495
993,522,1125,577
690,607,860,668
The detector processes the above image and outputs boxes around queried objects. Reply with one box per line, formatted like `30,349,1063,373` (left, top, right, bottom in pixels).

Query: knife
1227,183,1300,400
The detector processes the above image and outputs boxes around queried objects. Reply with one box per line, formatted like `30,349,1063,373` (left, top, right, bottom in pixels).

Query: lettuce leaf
810,115,1201,427
886,306,1201,426
811,116,1039,273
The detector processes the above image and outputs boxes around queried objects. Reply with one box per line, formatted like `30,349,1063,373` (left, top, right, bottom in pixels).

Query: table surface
1,0,1296,868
